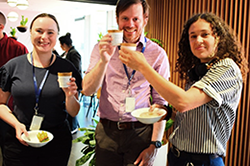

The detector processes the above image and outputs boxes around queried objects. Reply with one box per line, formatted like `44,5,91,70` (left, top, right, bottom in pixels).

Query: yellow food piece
37,131,49,142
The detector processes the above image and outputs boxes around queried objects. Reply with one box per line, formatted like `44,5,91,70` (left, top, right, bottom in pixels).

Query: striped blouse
169,58,243,156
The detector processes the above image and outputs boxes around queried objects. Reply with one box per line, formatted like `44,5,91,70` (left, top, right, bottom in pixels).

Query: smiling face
188,19,218,63
30,17,58,54
117,3,148,43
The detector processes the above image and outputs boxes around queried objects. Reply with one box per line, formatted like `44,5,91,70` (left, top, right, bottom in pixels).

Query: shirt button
122,90,125,93
121,104,124,107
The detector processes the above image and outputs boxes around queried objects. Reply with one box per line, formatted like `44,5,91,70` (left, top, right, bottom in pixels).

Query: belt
171,146,221,162
100,118,149,130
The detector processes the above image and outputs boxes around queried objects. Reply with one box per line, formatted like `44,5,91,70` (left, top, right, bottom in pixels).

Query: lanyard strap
31,52,53,114
121,37,147,85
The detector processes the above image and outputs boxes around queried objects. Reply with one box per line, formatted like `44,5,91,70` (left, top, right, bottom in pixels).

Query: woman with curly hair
119,13,248,166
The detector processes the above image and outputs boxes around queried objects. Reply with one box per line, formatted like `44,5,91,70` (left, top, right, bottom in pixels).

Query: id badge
125,87,135,112
30,114,44,131
125,96,135,112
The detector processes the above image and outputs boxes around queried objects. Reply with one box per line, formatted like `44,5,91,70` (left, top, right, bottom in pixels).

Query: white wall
79,10,117,72
0,0,116,73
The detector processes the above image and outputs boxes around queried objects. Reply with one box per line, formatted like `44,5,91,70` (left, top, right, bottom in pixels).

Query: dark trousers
95,121,153,166
168,147,225,166
3,121,72,166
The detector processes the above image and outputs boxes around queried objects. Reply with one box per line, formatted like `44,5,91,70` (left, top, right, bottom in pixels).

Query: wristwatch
151,141,162,148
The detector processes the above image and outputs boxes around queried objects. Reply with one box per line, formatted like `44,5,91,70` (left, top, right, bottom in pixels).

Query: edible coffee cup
121,43,137,51
58,72,72,88
108,29,123,46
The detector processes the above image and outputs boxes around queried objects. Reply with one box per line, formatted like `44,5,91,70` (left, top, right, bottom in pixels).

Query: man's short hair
116,0,149,18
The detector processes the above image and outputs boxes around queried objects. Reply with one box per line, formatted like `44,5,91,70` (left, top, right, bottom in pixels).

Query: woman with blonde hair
0,13,82,166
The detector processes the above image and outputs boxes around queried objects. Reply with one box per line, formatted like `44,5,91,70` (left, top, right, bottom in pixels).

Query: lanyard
30,52,53,114
121,37,147,86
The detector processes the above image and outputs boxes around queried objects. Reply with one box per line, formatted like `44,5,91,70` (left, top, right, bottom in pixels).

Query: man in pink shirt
82,0,170,165
0,11,28,165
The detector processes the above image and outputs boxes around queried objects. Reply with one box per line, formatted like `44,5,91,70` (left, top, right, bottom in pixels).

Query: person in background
119,13,249,166
59,32,82,134
0,11,28,166
59,32,82,75
82,0,170,165
0,13,82,166
0,11,28,67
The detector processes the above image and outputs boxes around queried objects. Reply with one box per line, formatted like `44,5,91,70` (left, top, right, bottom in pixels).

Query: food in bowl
21,130,53,148
131,107,167,124
37,131,49,142
139,108,163,118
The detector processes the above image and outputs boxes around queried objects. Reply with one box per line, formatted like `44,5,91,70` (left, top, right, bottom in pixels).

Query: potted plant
72,119,98,166
17,15,28,33
10,27,17,40
73,116,173,166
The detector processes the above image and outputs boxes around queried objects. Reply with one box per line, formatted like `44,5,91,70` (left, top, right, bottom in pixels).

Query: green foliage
150,38,164,48
165,104,174,131
10,27,16,36
73,119,98,166
20,15,28,26
144,32,164,48
97,32,103,42
165,119,174,131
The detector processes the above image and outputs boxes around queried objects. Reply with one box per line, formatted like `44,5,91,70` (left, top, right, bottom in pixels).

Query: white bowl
131,107,167,124
21,130,53,148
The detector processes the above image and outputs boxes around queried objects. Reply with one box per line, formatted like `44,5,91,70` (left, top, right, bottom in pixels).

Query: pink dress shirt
86,35,170,122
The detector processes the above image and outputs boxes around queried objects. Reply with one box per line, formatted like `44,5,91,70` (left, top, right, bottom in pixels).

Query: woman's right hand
98,34,116,63
15,122,29,146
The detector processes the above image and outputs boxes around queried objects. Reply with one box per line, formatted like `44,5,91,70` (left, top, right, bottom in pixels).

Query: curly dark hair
176,13,248,81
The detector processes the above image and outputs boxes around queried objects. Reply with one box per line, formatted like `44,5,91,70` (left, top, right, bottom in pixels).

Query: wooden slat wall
145,0,250,166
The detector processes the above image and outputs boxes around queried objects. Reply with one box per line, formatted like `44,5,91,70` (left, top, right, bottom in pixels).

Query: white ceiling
0,0,116,17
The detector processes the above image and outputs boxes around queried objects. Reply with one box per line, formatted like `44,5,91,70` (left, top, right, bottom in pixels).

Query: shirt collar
138,34,146,48
122,34,146,49
121,34,146,52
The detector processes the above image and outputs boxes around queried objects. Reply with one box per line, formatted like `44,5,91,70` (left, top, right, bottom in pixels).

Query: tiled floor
67,95,99,166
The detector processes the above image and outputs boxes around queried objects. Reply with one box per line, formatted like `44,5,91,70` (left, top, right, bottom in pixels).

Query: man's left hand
134,145,158,166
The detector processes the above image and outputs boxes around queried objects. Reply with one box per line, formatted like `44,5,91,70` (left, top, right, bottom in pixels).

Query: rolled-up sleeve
151,48,170,106
192,58,243,109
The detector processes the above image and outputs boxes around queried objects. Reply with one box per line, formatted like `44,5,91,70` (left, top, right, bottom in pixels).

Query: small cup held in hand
58,72,72,88
121,43,137,51
108,29,123,46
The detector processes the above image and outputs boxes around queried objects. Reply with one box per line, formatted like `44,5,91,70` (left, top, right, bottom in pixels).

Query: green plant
10,27,16,36
144,32,164,48
20,15,28,26
73,119,99,166
97,32,103,42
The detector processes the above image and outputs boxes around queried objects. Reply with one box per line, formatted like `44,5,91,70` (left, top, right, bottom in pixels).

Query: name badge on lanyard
123,37,147,112
29,52,52,130
30,114,45,130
